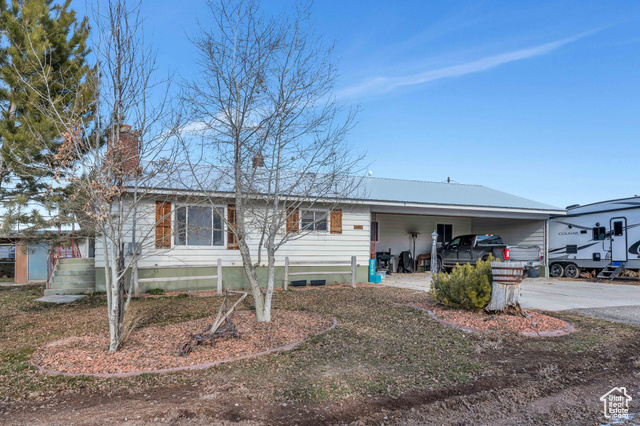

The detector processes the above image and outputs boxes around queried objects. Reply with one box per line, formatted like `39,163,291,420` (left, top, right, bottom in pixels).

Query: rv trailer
548,196,640,281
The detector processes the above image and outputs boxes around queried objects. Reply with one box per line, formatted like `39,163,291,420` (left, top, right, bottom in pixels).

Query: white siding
375,214,472,256
95,200,371,268
471,218,545,246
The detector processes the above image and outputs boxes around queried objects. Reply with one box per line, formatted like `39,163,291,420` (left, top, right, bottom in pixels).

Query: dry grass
0,283,638,404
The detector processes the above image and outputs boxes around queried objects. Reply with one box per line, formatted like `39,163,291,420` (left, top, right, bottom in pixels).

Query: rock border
36,317,337,378
403,304,576,337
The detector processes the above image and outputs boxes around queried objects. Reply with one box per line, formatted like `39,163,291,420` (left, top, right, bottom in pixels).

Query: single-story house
79,176,564,294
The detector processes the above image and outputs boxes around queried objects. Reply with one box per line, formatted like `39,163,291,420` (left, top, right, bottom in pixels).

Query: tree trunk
237,237,267,321
485,262,526,315
262,251,276,322
485,282,521,312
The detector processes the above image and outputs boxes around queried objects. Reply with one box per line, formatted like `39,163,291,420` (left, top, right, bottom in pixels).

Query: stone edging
402,303,576,337
36,317,338,378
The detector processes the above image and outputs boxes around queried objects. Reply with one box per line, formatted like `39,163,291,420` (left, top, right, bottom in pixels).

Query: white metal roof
360,177,562,213
139,165,563,214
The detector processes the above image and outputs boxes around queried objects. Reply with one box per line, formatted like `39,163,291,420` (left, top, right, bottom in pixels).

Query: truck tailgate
508,246,540,262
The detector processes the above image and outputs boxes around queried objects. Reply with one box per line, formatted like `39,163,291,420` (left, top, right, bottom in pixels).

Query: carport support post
430,231,438,280
284,257,289,291
351,256,357,288
217,258,222,294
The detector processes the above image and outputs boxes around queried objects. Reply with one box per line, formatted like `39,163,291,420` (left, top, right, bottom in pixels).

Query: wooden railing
284,256,357,290
46,239,82,289
138,259,223,293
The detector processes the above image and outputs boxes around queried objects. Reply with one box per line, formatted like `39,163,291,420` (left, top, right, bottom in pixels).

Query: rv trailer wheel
550,263,564,278
564,263,580,279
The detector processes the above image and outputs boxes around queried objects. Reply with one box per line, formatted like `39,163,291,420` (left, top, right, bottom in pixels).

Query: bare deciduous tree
21,0,187,351
181,0,364,322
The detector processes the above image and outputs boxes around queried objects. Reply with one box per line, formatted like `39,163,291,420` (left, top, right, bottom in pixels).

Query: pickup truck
437,234,542,277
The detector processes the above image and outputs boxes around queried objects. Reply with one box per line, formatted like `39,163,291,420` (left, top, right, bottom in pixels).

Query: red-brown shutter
227,205,239,249
286,208,299,233
155,201,171,249
330,209,342,234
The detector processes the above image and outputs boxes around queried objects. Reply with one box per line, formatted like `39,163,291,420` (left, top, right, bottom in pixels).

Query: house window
437,223,453,243
175,205,224,246
301,210,328,231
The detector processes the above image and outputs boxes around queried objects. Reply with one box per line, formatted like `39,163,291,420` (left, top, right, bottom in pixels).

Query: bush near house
431,256,494,311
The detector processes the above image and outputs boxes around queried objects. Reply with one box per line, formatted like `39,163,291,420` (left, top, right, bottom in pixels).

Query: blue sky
75,0,640,208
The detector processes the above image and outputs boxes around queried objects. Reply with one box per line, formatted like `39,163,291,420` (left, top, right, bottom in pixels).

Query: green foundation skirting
94,265,369,293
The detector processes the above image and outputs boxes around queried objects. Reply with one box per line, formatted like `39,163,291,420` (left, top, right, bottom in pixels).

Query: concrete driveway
381,273,640,325
520,278,640,325
519,278,640,311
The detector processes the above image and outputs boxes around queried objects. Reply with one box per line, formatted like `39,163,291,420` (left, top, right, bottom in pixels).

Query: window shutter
330,209,342,234
227,205,239,249
286,208,299,233
155,201,171,249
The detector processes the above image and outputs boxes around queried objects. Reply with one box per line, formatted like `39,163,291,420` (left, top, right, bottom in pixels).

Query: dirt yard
1,284,639,425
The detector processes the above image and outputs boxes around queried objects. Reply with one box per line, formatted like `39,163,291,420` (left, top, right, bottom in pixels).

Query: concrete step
49,280,96,290
54,264,95,272
44,288,94,296
57,258,95,265
52,269,96,277
50,276,96,285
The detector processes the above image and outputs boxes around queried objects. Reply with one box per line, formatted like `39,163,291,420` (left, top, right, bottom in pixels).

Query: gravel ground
566,305,640,326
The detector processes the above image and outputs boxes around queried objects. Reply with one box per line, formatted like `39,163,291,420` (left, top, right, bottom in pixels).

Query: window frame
460,235,474,247
436,223,454,244
448,236,462,249
476,235,504,246
174,204,226,247
592,226,606,241
299,209,329,232
613,221,624,237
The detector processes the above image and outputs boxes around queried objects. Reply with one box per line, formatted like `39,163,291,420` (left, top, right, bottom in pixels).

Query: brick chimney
108,125,140,176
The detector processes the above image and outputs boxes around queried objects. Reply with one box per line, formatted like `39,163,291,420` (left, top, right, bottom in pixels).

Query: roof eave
130,186,565,216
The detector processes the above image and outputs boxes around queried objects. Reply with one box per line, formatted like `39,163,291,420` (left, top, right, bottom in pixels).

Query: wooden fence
284,256,357,290
137,258,223,295
136,256,358,295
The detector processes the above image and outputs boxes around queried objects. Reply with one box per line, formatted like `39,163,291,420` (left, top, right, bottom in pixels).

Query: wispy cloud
338,30,597,99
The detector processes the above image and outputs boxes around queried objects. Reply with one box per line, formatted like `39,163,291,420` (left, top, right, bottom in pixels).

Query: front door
27,242,49,281
610,217,628,263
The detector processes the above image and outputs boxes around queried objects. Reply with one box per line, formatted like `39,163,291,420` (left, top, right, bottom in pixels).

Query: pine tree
0,0,94,227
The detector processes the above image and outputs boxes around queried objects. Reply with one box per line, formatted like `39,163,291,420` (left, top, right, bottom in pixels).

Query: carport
362,178,564,276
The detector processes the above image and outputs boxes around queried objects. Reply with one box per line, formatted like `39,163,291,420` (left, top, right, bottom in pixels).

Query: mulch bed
410,303,572,336
33,310,334,376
